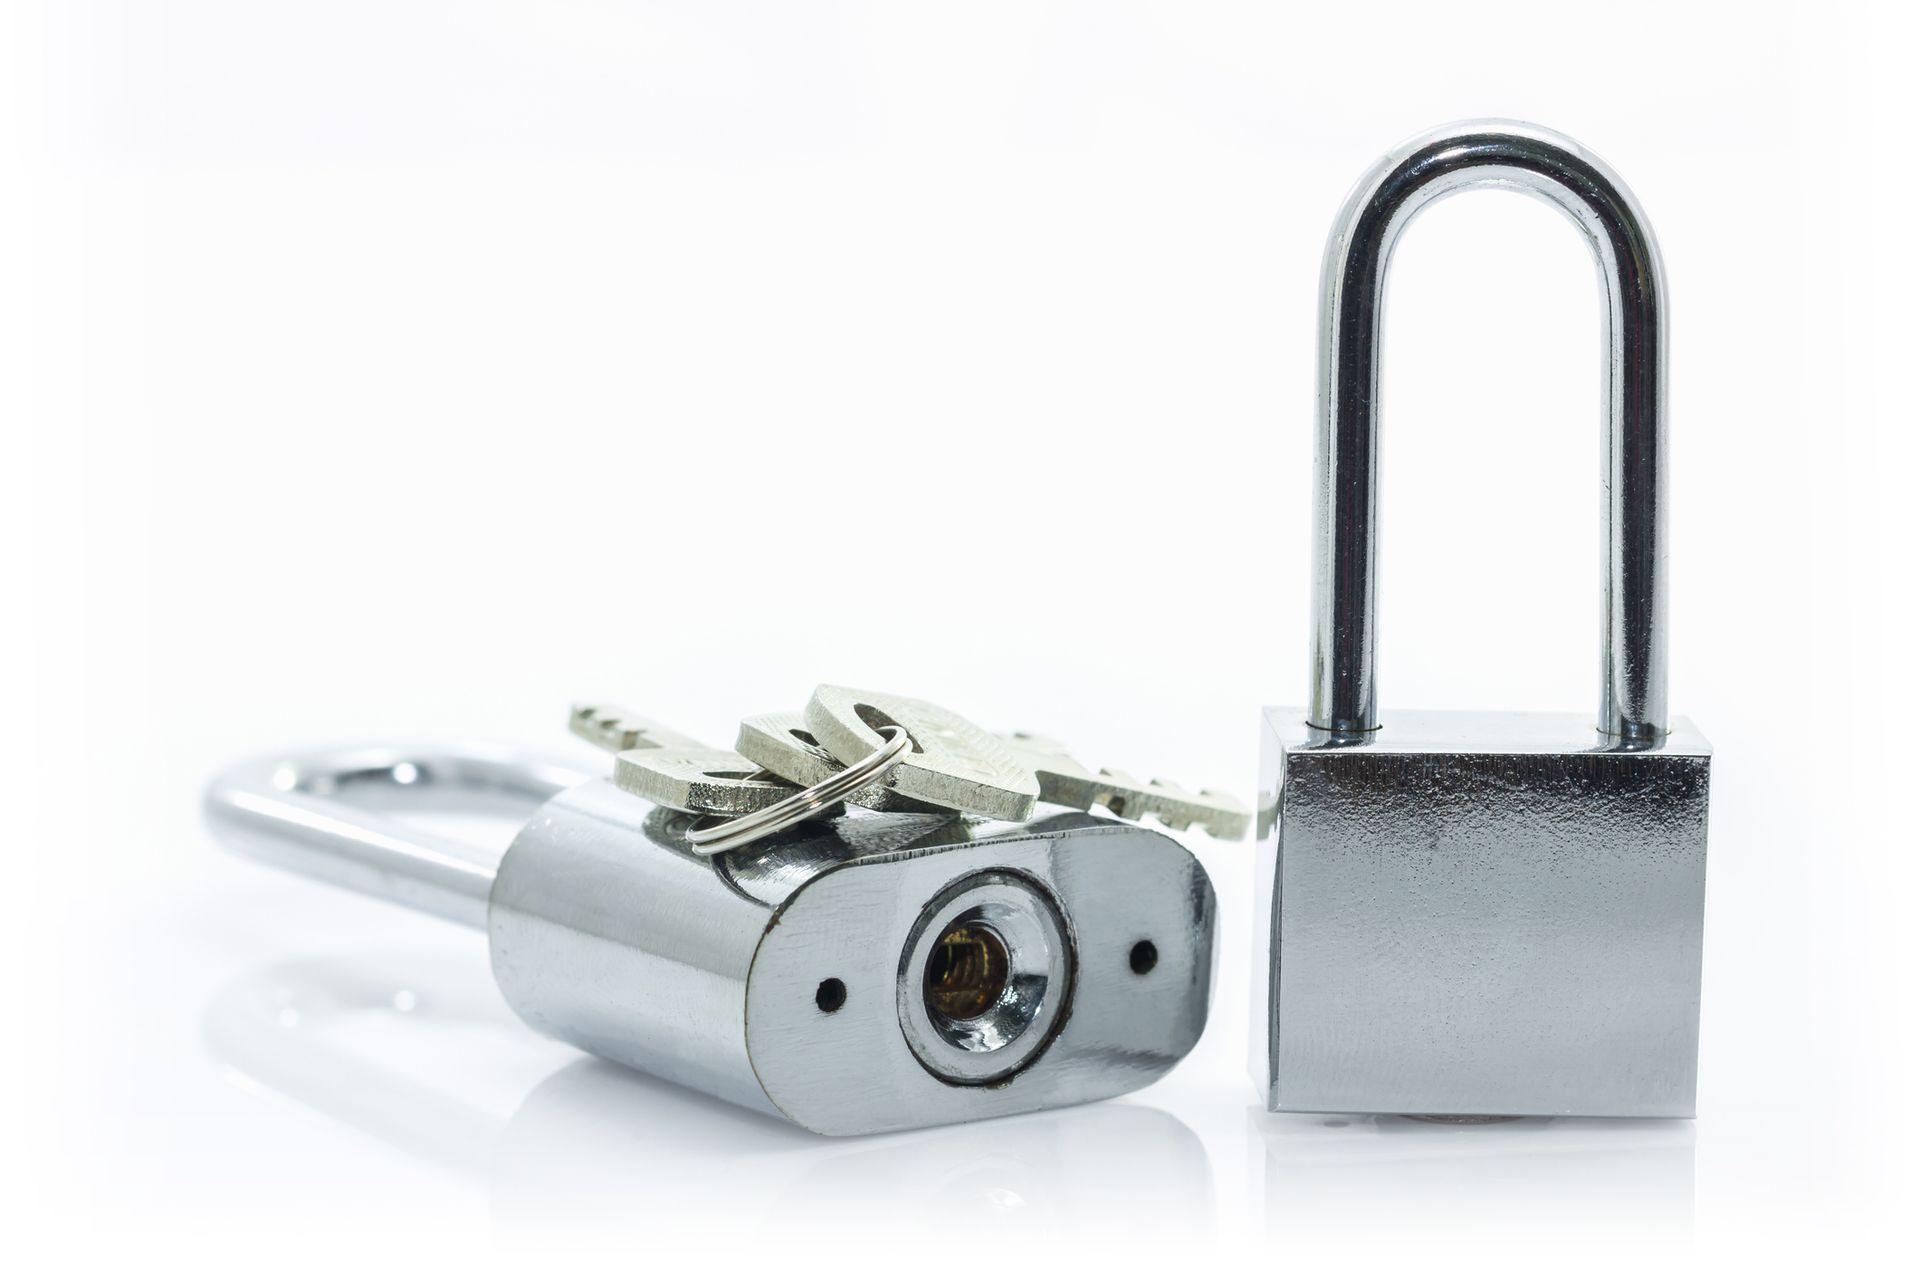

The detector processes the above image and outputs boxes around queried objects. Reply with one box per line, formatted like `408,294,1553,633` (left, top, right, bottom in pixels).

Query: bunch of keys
574,684,1250,855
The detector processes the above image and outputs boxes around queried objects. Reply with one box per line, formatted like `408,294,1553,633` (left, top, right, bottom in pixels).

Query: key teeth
571,703,707,755
1200,802,1253,840
570,702,630,750
1094,793,1193,833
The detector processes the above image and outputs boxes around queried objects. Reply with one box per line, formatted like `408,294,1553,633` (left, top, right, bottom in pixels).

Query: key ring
685,725,912,855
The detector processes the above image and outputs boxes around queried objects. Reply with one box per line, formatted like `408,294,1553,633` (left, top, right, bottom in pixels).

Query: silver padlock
207,742,1216,1135
1256,121,1712,1119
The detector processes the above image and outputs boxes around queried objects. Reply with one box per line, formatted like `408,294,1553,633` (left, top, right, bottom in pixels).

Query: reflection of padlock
1256,122,1712,1118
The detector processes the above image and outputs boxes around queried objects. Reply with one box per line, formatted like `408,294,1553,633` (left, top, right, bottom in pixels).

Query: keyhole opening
924,923,1010,1022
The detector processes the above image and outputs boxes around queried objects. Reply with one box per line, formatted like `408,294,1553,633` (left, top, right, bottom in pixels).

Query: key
569,702,797,815
1001,731,1251,840
736,711,937,813
804,685,1040,822
569,703,706,754
615,747,799,815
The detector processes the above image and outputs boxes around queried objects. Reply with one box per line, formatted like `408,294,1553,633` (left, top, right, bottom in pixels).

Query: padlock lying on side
206,744,1215,1136
1257,120,1712,1119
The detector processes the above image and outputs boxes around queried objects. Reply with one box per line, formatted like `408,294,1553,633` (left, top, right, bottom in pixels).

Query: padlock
1255,121,1712,1118
206,742,1216,1135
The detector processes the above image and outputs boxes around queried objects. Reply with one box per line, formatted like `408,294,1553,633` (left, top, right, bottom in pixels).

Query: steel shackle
1307,120,1669,743
205,745,590,928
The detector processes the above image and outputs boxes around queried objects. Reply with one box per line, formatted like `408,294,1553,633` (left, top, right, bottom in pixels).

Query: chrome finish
488,780,778,1114
1255,709,1710,1117
208,740,1217,1136
894,870,1073,1085
685,725,911,854
1308,119,1668,743
1261,122,1711,1120
204,745,587,928
737,810,1213,1134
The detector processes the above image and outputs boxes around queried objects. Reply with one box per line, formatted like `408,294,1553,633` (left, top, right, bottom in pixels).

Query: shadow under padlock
202,949,1215,1236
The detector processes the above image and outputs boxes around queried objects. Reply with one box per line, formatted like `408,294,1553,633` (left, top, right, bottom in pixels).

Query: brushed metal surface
684,725,912,854
1254,708,1711,1118
567,703,706,754
611,743,798,815
806,684,1041,820
1001,730,1252,839
736,710,935,812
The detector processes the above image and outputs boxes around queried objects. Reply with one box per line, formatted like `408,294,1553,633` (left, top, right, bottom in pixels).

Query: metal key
1001,731,1251,840
736,711,935,813
569,702,797,815
805,685,1040,822
615,747,799,816
569,703,705,754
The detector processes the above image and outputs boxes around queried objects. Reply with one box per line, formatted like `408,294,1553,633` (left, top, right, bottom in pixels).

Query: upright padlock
1256,121,1712,1118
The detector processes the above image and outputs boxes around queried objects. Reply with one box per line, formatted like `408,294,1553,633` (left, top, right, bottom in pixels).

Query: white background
6,1,1915,1273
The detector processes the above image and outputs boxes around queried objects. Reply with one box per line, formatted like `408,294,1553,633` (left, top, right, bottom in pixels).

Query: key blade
805,686,1039,822
570,703,707,754
1002,732,1251,840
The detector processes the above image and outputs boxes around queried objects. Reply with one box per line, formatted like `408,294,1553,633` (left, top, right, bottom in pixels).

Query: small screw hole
1128,940,1158,975
815,978,847,1013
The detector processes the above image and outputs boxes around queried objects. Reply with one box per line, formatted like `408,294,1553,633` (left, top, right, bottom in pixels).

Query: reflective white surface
6,0,1913,1272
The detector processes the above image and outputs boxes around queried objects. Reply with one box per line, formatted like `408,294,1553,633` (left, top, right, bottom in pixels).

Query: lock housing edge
1254,706,1711,1118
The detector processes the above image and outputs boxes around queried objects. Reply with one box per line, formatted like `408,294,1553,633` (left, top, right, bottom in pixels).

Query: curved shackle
204,744,592,928
1308,120,1669,743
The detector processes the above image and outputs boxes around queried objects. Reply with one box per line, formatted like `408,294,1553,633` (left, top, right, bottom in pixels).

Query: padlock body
1254,708,1710,1117
490,781,1218,1135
